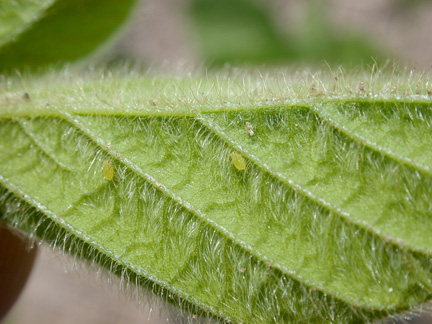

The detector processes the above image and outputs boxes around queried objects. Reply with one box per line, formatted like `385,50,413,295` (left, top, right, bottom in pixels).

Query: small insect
23,92,31,101
230,152,246,171
103,160,115,181
356,82,365,92
245,121,254,136
148,99,157,106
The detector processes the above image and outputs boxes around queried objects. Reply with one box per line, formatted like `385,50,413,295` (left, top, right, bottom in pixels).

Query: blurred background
4,0,432,323
118,0,432,68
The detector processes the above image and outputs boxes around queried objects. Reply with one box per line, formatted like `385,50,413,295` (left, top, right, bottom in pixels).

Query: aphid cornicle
103,161,115,181
230,152,246,171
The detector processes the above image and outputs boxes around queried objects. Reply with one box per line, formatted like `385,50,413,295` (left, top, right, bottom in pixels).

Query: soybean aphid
230,152,246,171
103,160,115,181
245,121,254,136
356,82,365,92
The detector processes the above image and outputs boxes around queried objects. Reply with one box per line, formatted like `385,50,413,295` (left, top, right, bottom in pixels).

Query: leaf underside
1,72,432,323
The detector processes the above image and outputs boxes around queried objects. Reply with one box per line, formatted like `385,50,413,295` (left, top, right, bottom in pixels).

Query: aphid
148,99,157,106
103,160,115,181
356,82,365,92
23,92,31,101
245,121,254,136
230,152,246,171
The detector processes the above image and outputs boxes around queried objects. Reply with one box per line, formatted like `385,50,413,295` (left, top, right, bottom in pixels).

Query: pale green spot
103,160,114,180
230,151,246,170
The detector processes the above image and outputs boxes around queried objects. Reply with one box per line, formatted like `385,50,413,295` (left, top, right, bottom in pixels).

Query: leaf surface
0,0,137,71
1,70,432,323
0,0,54,48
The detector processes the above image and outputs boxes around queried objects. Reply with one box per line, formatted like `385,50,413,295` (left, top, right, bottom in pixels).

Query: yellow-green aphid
230,152,246,171
103,160,115,181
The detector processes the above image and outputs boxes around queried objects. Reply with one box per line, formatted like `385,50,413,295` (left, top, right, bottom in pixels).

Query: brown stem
0,222,37,321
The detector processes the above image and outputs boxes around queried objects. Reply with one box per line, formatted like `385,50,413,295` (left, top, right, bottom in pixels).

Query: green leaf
0,0,137,71
1,68,432,323
0,0,54,48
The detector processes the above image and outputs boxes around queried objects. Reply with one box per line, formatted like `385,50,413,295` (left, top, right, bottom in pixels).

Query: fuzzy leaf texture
1,69,432,323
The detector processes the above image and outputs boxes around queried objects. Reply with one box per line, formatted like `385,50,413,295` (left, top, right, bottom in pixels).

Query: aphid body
103,160,115,181
230,152,246,171
245,121,254,136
